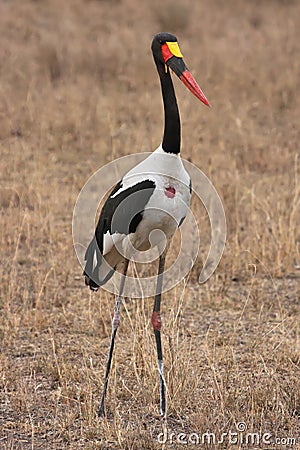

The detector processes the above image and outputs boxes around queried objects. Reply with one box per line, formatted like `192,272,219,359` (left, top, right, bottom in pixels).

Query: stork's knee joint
112,312,121,330
151,311,162,331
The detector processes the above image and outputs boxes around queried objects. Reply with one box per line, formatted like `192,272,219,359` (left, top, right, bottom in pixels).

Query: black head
151,32,210,106
151,32,178,65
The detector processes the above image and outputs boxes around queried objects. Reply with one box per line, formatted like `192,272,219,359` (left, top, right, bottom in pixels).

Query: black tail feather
83,236,115,291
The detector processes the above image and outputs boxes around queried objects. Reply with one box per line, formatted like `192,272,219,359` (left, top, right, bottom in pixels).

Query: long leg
98,259,129,417
151,248,168,418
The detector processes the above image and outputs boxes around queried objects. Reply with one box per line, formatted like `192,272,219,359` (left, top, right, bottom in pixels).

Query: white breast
121,145,191,250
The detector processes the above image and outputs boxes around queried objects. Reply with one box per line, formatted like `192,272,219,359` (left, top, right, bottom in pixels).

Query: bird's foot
97,405,105,418
160,412,167,422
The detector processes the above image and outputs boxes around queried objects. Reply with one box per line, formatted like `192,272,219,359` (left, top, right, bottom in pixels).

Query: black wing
84,179,156,290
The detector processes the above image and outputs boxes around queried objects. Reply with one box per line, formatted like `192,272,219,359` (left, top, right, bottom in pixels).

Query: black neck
156,63,181,154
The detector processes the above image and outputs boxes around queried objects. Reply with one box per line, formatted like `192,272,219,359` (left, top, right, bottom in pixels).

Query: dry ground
0,0,299,449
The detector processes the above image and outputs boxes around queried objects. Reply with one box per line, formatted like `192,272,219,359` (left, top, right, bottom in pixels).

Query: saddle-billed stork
84,32,210,418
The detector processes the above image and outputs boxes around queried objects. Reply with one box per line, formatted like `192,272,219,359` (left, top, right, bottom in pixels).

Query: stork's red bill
161,41,210,107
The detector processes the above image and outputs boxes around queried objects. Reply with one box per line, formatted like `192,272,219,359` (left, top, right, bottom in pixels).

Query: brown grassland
0,0,299,448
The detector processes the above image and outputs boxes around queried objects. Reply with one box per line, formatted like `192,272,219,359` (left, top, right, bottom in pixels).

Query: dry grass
0,0,299,448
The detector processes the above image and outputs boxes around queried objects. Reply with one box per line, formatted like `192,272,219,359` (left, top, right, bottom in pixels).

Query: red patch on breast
165,186,176,199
